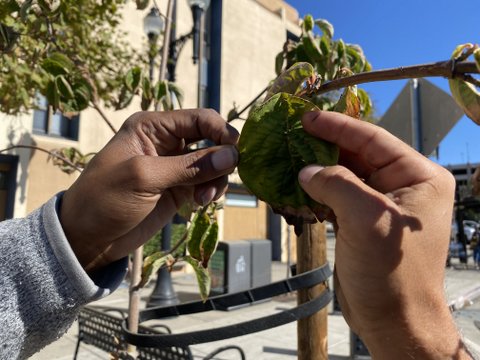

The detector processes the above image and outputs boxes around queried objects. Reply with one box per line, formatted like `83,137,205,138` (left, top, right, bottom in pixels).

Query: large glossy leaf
265,62,314,100
238,92,339,226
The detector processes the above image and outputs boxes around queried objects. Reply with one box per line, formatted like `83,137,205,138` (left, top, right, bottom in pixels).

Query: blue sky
286,0,479,166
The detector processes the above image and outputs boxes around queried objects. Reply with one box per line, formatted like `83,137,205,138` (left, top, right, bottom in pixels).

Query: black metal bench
73,306,245,360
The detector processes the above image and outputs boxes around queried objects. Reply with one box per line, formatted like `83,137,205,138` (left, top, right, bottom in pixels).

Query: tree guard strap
123,263,332,348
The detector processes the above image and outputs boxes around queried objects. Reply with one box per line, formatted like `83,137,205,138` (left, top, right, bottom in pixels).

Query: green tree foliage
275,15,373,118
0,0,137,115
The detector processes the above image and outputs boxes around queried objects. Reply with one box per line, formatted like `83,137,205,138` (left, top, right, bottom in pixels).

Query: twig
92,102,117,134
228,85,269,122
0,145,83,173
315,61,478,94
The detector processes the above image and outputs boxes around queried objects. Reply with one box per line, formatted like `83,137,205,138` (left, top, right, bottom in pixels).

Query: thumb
147,144,238,190
298,164,383,220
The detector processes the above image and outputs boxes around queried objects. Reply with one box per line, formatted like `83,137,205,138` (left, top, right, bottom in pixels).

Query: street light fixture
187,0,210,64
143,7,165,41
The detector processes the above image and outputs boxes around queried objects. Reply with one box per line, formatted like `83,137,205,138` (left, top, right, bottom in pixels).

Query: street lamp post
142,0,210,308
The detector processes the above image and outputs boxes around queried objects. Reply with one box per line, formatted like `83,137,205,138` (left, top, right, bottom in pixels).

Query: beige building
0,0,301,262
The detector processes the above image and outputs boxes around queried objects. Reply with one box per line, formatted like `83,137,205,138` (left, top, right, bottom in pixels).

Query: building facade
0,0,301,261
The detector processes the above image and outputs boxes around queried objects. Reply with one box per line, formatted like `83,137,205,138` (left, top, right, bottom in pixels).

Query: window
225,193,258,208
33,94,80,140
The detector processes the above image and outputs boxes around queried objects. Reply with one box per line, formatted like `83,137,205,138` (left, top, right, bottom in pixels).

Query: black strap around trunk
122,263,332,348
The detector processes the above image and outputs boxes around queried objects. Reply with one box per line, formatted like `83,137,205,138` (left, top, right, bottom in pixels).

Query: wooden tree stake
297,222,328,360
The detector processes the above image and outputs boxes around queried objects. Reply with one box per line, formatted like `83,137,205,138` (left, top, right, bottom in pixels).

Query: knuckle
123,156,151,188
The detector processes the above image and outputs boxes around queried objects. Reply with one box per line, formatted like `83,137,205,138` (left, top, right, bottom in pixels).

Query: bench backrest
78,307,193,360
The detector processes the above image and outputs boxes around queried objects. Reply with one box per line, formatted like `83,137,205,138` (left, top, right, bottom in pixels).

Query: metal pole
147,0,179,308
409,79,423,154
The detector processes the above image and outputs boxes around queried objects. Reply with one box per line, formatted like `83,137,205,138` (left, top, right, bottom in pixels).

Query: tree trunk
296,222,328,360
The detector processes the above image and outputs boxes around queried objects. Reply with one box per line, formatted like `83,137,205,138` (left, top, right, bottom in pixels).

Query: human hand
298,111,471,359
60,109,239,273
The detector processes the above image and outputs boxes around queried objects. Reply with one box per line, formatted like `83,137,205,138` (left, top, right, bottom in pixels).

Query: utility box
209,240,251,295
246,239,272,288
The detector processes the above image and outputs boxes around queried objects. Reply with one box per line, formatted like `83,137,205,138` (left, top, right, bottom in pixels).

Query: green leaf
449,79,480,125
135,0,150,10
187,208,210,262
45,80,60,111
177,201,195,222
315,19,334,38
333,86,361,118
139,252,174,288
302,14,314,32
153,80,167,101
265,62,315,100
275,51,285,75
55,75,74,99
41,52,75,76
238,92,339,226
141,77,153,111
115,86,134,110
474,48,480,72
185,256,211,302
201,221,219,268
168,81,184,108
124,66,142,93
302,32,323,65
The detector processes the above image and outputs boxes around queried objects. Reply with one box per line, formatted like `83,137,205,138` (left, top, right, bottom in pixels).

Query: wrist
362,298,472,359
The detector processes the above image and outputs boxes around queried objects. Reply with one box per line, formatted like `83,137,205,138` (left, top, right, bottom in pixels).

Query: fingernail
298,165,325,185
211,146,238,171
302,111,321,122
200,187,217,206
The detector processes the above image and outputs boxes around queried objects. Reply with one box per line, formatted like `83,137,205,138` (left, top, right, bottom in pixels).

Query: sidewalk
30,238,480,360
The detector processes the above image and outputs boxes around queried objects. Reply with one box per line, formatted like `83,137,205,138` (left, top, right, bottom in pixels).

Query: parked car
451,220,479,244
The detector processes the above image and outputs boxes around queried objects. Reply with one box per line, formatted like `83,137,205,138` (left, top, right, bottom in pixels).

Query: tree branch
92,101,117,134
0,145,83,173
316,61,478,94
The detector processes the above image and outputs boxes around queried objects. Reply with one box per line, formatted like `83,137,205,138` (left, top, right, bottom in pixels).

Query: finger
122,145,238,193
194,175,229,206
127,109,240,148
302,111,434,192
298,164,390,224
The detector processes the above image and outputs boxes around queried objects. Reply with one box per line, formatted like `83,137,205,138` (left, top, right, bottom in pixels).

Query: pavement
30,236,480,360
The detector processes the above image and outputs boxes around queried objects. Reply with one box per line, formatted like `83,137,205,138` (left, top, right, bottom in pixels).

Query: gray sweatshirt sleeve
0,193,128,359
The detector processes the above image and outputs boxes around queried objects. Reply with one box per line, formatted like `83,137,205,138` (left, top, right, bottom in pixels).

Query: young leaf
474,48,480,72
139,252,174,288
115,86,134,110
315,19,334,39
141,77,153,111
448,44,480,125
334,86,361,119
449,79,480,125
265,62,315,100
200,221,219,268
238,92,338,226
185,256,211,302
302,14,314,32
186,208,210,262
124,67,142,93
